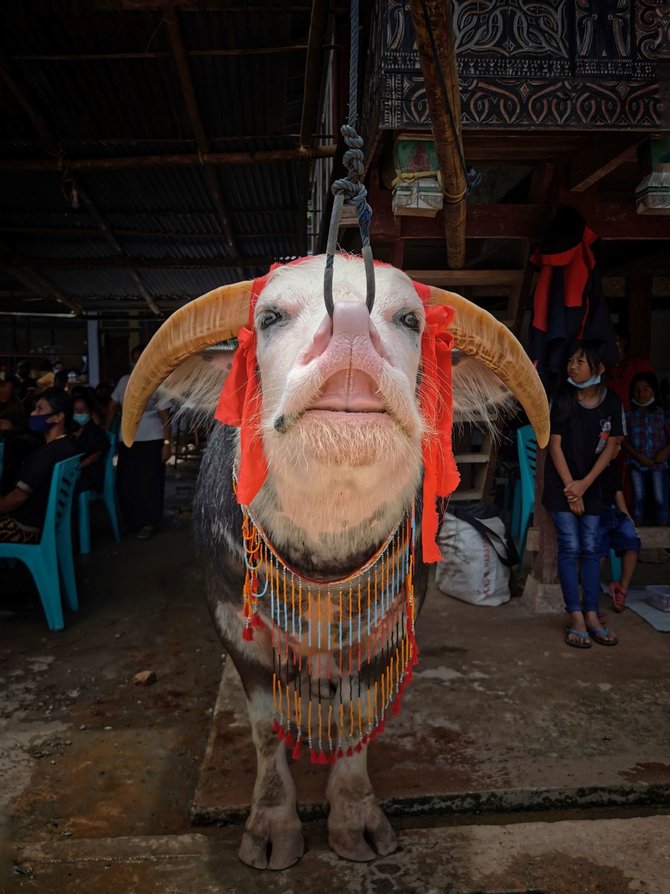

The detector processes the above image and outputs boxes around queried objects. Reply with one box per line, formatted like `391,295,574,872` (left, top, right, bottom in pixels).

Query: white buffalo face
254,257,425,503
120,253,549,553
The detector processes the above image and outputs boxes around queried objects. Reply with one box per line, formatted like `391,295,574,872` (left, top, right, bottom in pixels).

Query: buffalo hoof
238,818,304,870
328,798,398,862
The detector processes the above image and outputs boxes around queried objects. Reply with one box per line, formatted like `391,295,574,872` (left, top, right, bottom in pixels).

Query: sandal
609,582,626,613
564,627,591,649
586,627,618,647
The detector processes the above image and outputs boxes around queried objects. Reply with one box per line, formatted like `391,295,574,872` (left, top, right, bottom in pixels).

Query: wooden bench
526,525,670,554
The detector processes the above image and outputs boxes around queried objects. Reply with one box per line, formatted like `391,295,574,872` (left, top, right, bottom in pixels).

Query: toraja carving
363,0,666,131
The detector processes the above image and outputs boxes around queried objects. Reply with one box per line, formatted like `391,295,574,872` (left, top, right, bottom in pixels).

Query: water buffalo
122,254,548,869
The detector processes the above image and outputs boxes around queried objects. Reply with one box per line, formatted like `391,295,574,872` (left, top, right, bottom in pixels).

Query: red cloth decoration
530,225,598,334
411,280,460,563
214,260,459,563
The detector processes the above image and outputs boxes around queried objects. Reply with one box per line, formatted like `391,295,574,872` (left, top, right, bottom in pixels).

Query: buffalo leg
325,744,398,861
238,687,304,870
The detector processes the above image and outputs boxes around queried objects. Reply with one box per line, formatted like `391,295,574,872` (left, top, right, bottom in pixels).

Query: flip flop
564,627,591,649
587,627,618,647
609,581,626,613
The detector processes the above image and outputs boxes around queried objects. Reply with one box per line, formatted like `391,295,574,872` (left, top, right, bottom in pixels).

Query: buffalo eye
397,311,421,333
257,308,283,331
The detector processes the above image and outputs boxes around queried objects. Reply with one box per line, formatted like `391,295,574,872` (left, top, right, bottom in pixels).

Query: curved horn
121,281,252,447
428,286,550,447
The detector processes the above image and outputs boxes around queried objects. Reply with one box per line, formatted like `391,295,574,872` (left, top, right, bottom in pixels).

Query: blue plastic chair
78,431,121,555
513,424,622,580
0,454,80,631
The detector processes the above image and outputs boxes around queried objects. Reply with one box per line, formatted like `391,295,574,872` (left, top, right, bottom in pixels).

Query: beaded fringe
240,504,418,763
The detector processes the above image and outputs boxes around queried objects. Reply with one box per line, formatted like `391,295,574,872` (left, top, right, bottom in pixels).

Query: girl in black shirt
543,341,622,649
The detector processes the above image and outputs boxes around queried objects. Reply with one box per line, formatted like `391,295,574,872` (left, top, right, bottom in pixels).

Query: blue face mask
73,412,91,427
29,412,55,435
568,373,601,389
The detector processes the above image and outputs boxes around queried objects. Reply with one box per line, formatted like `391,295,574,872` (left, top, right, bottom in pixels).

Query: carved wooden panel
362,0,663,130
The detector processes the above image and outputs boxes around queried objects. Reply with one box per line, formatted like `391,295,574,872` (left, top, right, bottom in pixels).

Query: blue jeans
550,511,602,614
629,467,670,526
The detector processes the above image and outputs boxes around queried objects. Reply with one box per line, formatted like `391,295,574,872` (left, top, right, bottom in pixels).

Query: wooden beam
556,188,670,238
0,57,61,157
9,45,310,62
164,7,238,257
569,138,641,192
299,0,329,148
404,269,523,287
409,0,466,269
3,266,83,316
0,145,337,172
5,256,272,270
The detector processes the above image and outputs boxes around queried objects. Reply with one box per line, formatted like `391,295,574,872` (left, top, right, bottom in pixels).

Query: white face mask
568,373,601,389
631,396,655,408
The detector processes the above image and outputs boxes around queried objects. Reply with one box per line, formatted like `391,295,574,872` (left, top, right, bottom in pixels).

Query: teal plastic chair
512,425,537,563
0,454,80,631
512,424,622,580
78,431,121,555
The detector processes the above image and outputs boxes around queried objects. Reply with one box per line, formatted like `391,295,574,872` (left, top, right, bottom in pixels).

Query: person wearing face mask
623,372,670,526
543,340,624,649
70,390,107,493
0,388,77,543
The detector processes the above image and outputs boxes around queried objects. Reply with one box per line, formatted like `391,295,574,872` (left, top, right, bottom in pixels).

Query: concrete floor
1,459,669,893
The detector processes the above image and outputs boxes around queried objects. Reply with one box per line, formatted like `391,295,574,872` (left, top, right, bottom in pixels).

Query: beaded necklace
239,495,419,764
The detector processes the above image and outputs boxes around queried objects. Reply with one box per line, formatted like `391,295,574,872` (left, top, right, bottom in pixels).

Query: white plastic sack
436,512,511,606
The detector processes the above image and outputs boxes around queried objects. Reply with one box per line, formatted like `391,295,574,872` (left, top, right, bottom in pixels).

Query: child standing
624,372,670,526
543,341,623,649
598,460,641,613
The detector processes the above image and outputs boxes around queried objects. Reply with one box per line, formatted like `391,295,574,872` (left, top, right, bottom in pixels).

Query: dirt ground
1,460,670,893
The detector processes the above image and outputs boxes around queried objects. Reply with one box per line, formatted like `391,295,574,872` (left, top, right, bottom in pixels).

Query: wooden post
626,269,652,358
409,0,467,270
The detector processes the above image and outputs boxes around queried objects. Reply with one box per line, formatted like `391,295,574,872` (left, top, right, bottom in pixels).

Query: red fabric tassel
310,748,318,764
411,283,461,564
276,726,285,741
392,697,401,716
272,718,280,734
337,747,344,759
251,613,263,628
291,739,302,761
242,626,253,642
316,751,327,765
346,746,353,758
361,734,369,745
355,742,362,753
328,751,337,765
284,731,295,748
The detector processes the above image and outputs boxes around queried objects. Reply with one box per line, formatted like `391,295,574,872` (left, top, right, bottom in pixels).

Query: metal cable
323,0,375,317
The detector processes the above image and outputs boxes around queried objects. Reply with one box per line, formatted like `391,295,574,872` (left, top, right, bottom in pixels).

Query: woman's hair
552,339,606,424
71,386,100,415
39,387,73,428
629,371,659,407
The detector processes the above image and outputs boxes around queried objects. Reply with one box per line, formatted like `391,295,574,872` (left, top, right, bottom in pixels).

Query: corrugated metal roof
0,1,330,316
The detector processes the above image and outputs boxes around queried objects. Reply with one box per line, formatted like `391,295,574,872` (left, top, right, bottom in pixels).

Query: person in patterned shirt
624,372,670,526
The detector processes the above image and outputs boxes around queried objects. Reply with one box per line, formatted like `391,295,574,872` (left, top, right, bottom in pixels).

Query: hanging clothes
528,207,617,391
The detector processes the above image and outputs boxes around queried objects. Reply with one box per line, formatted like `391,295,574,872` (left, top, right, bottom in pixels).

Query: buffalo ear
121,280,252,446
451,351,514,429
159,346,237,420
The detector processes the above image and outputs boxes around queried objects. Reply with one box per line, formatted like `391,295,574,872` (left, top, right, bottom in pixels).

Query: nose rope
323,0,375,318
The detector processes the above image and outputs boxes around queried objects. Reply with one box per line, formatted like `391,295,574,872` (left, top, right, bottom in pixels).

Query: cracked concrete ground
1,461,669,893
